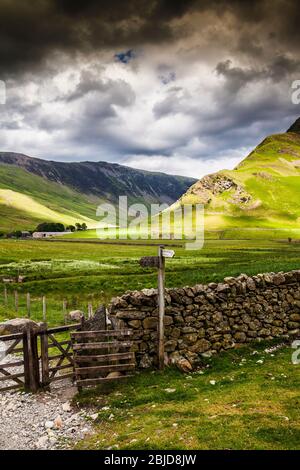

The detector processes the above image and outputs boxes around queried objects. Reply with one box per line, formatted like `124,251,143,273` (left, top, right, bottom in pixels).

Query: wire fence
1,285,97,326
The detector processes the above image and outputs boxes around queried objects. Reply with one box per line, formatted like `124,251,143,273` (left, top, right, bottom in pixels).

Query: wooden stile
72,329,135,389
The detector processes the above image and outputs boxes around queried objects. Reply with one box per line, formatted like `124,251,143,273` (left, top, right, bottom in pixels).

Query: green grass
0,163,98,231
74,340,300,450
0,238,300,325
63,227,300,240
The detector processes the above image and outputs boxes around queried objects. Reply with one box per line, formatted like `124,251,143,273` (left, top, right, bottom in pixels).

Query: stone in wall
108,270,300,369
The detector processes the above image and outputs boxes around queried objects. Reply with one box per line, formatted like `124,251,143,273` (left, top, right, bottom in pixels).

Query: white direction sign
162,249,175,258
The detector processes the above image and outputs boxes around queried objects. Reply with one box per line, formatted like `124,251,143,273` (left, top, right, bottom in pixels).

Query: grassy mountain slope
178,129,300,235
0,152,195,232
0,163,99,231
0,153,195,205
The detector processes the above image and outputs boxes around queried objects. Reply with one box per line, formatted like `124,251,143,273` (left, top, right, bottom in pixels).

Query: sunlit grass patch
74,341,300,450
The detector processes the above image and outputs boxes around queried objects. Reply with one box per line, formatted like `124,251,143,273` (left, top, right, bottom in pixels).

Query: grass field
60,227,300,240
75,340,300,450
0,237,299,451
0,238,300,325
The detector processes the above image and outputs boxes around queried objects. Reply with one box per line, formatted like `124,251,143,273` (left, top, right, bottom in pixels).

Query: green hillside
177,131,300,237
0,164,98,231
0,152,195,233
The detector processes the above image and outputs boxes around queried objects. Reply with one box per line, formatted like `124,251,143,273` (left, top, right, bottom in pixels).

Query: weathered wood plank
0,360,24,368
23,327,39,393
40,323,49,388
75,363,135,375
48,335,74,369
71,330,132,340
0,384,23,392
74,352,135,363
73,341,132,350
10,347,24,354
0,371,24,383
49,343,72,378
0,333,23,341
49,364,73,373
5,338,23,355
46,323,81,334
48,354,68,361
48,340,71,348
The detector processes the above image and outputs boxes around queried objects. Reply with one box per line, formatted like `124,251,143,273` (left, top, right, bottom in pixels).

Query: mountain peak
287,117,300,133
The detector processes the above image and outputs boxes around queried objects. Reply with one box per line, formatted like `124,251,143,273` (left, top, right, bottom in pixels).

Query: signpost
139,245,175,370
157,246,165,369
161,249,175,258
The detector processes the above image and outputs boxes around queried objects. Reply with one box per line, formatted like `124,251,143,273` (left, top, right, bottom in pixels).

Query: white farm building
32,231,71,238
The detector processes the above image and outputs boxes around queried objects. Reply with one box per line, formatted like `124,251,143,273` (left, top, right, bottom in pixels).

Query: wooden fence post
88,303,93,319
3,286,8,306
26,293,31,318
14,290,18,312
40,322,50,390
23,326,40,393
158,245,165,370
63,299,67,323
42,296,46,321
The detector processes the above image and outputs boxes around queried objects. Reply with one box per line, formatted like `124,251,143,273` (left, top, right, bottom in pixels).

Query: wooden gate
0,322,82,393
71,330,135,389
0,332,25,392
0,327,40,392
39,323,82,388
0,324,135,393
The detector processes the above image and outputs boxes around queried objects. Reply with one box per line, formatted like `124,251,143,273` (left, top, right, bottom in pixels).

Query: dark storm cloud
215,60,265,93
65,69,136,106
0,0,197,76
0,0,299,77
216,55,300,93
1,0,300,176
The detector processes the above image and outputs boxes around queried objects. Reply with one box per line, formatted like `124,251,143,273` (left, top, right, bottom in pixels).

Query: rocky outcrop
109,270,300,369
183,173,237,205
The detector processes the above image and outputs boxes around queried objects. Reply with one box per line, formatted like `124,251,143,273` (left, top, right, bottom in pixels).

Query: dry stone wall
108,270,300,369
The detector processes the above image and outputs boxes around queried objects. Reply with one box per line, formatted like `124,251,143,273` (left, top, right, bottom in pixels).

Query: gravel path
0,352,95,450
0,386,95,450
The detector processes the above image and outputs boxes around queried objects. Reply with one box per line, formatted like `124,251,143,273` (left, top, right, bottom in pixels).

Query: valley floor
0,238,300,325
0,239,299,450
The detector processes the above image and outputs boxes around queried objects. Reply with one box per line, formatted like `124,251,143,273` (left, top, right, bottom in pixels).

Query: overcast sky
0,0,300,178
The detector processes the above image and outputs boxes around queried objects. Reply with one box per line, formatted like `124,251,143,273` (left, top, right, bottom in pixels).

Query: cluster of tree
66,222,88,232
0,221,89,238
35,222,66,232
35,222,87,232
